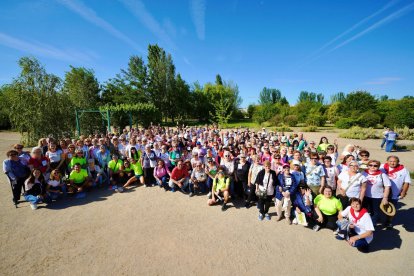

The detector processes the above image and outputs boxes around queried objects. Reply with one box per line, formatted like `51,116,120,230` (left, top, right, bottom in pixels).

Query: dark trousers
246,184,257,203
364,197,382,225
317,212,338,230
143,167,155,186
11,177,26,202
258,195,273,215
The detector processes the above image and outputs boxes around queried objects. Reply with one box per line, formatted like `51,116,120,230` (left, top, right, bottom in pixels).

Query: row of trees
249,89,414,129
0,44,242,144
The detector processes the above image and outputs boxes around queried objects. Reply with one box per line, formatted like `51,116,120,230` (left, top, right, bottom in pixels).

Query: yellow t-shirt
70,157,87,168
314,195,342,215
108,159,123,173
69,169,88,184
213,177,230,192
131,163,143,176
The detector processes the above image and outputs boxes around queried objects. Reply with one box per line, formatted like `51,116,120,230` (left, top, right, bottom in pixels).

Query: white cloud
58,0,144,53
364,77,402,85
190,0,206,40
119,0,176,50
0,32,95,63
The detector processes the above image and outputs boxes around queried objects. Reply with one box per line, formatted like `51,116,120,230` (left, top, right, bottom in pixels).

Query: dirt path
1,131,413,275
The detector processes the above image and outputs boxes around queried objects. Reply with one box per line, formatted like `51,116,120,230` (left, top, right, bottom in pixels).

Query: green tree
63,66,102,135
259,87,287,105
7,57,70,144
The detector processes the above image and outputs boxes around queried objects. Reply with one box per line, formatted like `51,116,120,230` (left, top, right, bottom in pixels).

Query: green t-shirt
213,177,230,192
131,162,143,176
314,195,342,215
70,157,87,168
108,159,123,173
169,151,181,166
69,169,88,184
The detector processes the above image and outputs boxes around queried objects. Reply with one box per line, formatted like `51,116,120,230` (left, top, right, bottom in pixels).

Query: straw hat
380,202,396,217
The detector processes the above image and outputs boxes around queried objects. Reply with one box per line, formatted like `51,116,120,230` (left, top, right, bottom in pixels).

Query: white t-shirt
324,166,339,190
338,172,367,198
48,179,61,188
341,206,374,244
363,171,391,199
381,166,412,199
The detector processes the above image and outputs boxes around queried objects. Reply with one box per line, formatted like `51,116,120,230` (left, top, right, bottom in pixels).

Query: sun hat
380,202,396,217
292,160,301,166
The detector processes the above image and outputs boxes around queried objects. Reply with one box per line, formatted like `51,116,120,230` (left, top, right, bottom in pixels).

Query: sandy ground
0,131,413,276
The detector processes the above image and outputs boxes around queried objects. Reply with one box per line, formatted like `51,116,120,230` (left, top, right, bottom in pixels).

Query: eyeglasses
224,155,229,157
304,150,310,152
274,157,280,159
368,164,379,168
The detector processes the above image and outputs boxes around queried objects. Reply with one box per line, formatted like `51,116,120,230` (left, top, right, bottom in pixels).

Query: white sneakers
30,203,38,210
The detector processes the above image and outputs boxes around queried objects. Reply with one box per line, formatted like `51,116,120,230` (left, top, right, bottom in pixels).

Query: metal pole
107,110,111,133
75,110,81,137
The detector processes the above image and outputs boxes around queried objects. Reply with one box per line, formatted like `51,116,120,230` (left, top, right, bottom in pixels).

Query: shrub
269,114,283,126
284,115,298,127
339,126,380,140
305,114,325,127
335,118,357,129
301,126,318,132
394,126,414,140
358,112,381,128
275,125,292,132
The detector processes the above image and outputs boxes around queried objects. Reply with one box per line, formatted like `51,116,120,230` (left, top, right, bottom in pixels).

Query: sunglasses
368,164,379,168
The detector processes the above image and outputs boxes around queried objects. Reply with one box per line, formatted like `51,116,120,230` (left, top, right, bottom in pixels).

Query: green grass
410,171,414,180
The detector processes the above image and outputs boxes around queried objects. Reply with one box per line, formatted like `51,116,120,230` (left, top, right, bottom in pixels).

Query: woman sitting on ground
46,143,65,175
153,159,171,190
24,168,47,210
190,161,208,196
336,197,374,253
208,169,230,211
312,186,343,231
123,158,145,189
47,169,66,200
87,159,104,187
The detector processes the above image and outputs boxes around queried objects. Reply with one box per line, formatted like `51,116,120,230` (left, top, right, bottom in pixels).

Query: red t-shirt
28,157,49,173
171,167,189,180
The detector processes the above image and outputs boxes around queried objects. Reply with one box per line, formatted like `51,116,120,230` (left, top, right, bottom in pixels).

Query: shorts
134,174,143,179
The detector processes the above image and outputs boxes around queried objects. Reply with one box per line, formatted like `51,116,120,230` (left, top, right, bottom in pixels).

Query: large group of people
3,125,411,253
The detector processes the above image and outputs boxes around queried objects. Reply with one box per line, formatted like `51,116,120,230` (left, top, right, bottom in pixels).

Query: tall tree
259,87,287,105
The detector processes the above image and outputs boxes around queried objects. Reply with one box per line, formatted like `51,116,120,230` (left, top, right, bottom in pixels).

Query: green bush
275,125,292,132
305,114,325,127
358,112,381,128
339,126,379,139
269,114,283,126
301,126,318,132
394,126,414,140
284,115,298,127
335,118,357,129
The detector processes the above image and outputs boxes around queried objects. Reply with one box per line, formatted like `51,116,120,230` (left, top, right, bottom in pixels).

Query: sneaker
313,225,321,232
244,202,251,209
171,188,176,192
117,187,124,193
265,214,271,221
207,192,212,198
221,203,228,212
258,213,264,221
30,203,38,210
335,234,345,240
357,245,370,253
333,228,339,235
292,218,298,225
189,192,194,197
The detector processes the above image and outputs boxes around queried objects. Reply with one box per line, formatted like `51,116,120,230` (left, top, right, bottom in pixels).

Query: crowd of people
3,125,411,253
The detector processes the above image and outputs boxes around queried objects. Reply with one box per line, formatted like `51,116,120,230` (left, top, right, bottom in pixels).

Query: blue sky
1,0,414,107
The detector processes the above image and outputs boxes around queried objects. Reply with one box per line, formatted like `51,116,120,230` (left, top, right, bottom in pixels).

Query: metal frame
75,109,132,136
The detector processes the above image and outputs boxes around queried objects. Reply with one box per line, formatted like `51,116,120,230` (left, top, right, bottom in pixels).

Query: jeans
380,138,386,148
385,140,395,152
169,178,189,192
156,175,169,189
24,194,41,204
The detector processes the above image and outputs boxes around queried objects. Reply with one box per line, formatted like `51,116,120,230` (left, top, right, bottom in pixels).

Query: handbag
256,173,271,199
